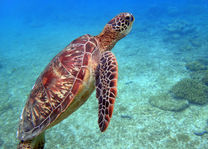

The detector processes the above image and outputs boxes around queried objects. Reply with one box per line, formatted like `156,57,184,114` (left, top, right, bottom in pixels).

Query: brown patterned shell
17,34,100,141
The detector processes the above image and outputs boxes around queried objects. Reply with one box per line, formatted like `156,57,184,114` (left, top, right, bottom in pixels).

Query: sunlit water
0,0,208,148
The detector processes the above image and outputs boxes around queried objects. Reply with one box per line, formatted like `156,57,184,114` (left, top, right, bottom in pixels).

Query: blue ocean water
0,0,208,148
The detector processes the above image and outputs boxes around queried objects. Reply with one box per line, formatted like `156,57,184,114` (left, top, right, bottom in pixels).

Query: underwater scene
0,0,208,148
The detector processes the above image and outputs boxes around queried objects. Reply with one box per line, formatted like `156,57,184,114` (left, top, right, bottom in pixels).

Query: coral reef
163,20,203,53
171,78,208,105
179,41,194,51
202,71,208,86
186,60,208,82
149,92,189,112
189,38,202,47
0,58,3,69
185,61,207,71
198,58,208,66
165,20,195,35
190,70,206,81
0,137,3,147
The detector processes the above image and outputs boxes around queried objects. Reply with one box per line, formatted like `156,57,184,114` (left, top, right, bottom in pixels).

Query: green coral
185,61,207,71
171,78,208,105
202,71,208,86
190,70,206,81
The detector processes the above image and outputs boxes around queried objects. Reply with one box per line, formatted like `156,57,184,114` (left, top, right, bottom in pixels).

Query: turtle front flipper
95,51,118,132
17,133,45,149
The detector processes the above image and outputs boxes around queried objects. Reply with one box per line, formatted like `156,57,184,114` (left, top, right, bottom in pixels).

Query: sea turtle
17,12,134,149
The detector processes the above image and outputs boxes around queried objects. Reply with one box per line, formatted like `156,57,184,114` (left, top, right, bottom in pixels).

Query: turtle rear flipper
95,51,118,132
17,133,45,149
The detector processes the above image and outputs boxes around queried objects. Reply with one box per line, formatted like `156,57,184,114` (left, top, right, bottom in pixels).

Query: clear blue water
0,0,208,148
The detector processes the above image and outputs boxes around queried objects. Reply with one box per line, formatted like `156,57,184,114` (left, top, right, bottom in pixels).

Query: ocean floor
0,5,208,149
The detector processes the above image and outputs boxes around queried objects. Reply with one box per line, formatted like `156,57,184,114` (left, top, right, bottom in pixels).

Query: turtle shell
17,34,100,141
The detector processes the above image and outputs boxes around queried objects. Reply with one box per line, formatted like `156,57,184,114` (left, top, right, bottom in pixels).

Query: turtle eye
131,15,134,22
125,16,130,20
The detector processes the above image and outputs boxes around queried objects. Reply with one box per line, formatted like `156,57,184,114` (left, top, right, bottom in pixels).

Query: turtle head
96,13,134,52
107,12,134,37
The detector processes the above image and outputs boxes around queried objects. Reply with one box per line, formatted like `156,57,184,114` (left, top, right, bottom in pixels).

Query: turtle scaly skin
17,12,134,149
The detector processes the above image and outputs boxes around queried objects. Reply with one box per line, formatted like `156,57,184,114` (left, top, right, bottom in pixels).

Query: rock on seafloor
149,93,189,112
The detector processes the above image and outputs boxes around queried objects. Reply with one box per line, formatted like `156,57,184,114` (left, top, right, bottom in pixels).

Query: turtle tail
17,132,45,149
